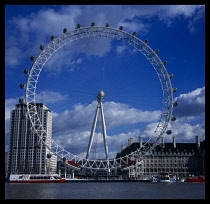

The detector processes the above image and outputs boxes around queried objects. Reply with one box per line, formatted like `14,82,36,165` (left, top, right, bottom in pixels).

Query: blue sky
5,5,205,159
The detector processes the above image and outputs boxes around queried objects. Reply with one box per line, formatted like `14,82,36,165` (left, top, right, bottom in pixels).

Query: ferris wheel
20,23,178,172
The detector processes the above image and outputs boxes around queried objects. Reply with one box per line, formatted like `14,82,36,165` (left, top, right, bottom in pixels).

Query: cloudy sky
5,5,205,159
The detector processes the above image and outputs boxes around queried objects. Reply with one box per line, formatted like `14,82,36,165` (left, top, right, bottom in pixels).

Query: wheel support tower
86,91,109,160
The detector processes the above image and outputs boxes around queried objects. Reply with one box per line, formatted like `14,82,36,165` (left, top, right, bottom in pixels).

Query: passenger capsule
166,130,172,135
23,69,29,74
173,101,178,107
132,32,137,36
39,45,44,50
77,24,81,29
30,56,36,62
91,22,95,27
144,40,149,44
105,23,110,27
63,28,68,34
173,87,178,93
47,153,52,159
163,61,168,66
171,116,177,121
19,98,24,104
20,84,25,89
154,49,159,54
50,35,55,41
119,26,124,30
169,74,174,79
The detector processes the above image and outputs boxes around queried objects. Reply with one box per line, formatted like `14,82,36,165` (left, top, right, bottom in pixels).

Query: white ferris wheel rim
23,24,175,170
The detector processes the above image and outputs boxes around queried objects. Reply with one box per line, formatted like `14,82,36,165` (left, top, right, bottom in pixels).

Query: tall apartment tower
7,103,57,177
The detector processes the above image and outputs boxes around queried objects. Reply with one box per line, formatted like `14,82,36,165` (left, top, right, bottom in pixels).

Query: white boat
176,177,185,182
8,174,65,183
64,178,88,181
157,173,171,183
169,174,177,182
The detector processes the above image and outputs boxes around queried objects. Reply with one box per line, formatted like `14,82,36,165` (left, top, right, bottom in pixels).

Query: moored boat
185,175,205,183
8,174,66,183
157,173,171,183
176,177,185,182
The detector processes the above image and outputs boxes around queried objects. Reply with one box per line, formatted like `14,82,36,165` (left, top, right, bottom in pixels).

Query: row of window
11,137,49,141
143,168,197,173
10,152,45,157
144,157,191,162
144,163,190,168
9,167,46,172
9,156,45,161
11,125,48,129
153,152,196,156
9,152,46,158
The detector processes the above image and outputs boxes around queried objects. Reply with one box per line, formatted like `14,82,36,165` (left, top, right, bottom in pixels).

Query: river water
5,182,205,199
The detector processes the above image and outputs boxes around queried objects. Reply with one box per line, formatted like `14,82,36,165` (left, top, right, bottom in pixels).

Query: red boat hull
186,178,205,183
186,176,205,182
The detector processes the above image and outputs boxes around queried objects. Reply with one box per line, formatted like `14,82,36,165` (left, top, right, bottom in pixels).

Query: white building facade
7,103,57,177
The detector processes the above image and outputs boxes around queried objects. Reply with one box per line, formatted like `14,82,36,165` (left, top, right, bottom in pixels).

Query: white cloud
5,98,19,120
170,122,205,142
5,47,23,66
53,131,91,155
103,101,161,127
136,119,205,144
6,5,204,68
141,122,159,138
187,6,205,32
29,33,112,75
65,58,83,72
52,100,161,135
116,45,128,54
50,99,162,158
36,90,68,104
108,129,141,148
51,86,205,157
12,6,82,37
53,129,142,158
5,86,205,157
119,20,150,34
159,5,202,18
5,5,205,154
53,114,205,158
173,86,205,119
5,98,21,151
130,86,206,143
154,5,204,27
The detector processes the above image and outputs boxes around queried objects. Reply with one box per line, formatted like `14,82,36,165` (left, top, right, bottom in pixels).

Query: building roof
116,141,205,159
15,103,50,111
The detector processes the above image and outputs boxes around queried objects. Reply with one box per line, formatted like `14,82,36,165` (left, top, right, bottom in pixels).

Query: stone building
116,136,205,178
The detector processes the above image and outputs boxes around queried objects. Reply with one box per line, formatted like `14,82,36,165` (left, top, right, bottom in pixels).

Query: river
5,182,205,199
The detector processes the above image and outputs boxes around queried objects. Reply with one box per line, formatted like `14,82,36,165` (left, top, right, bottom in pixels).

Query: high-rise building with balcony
7,103,57,177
